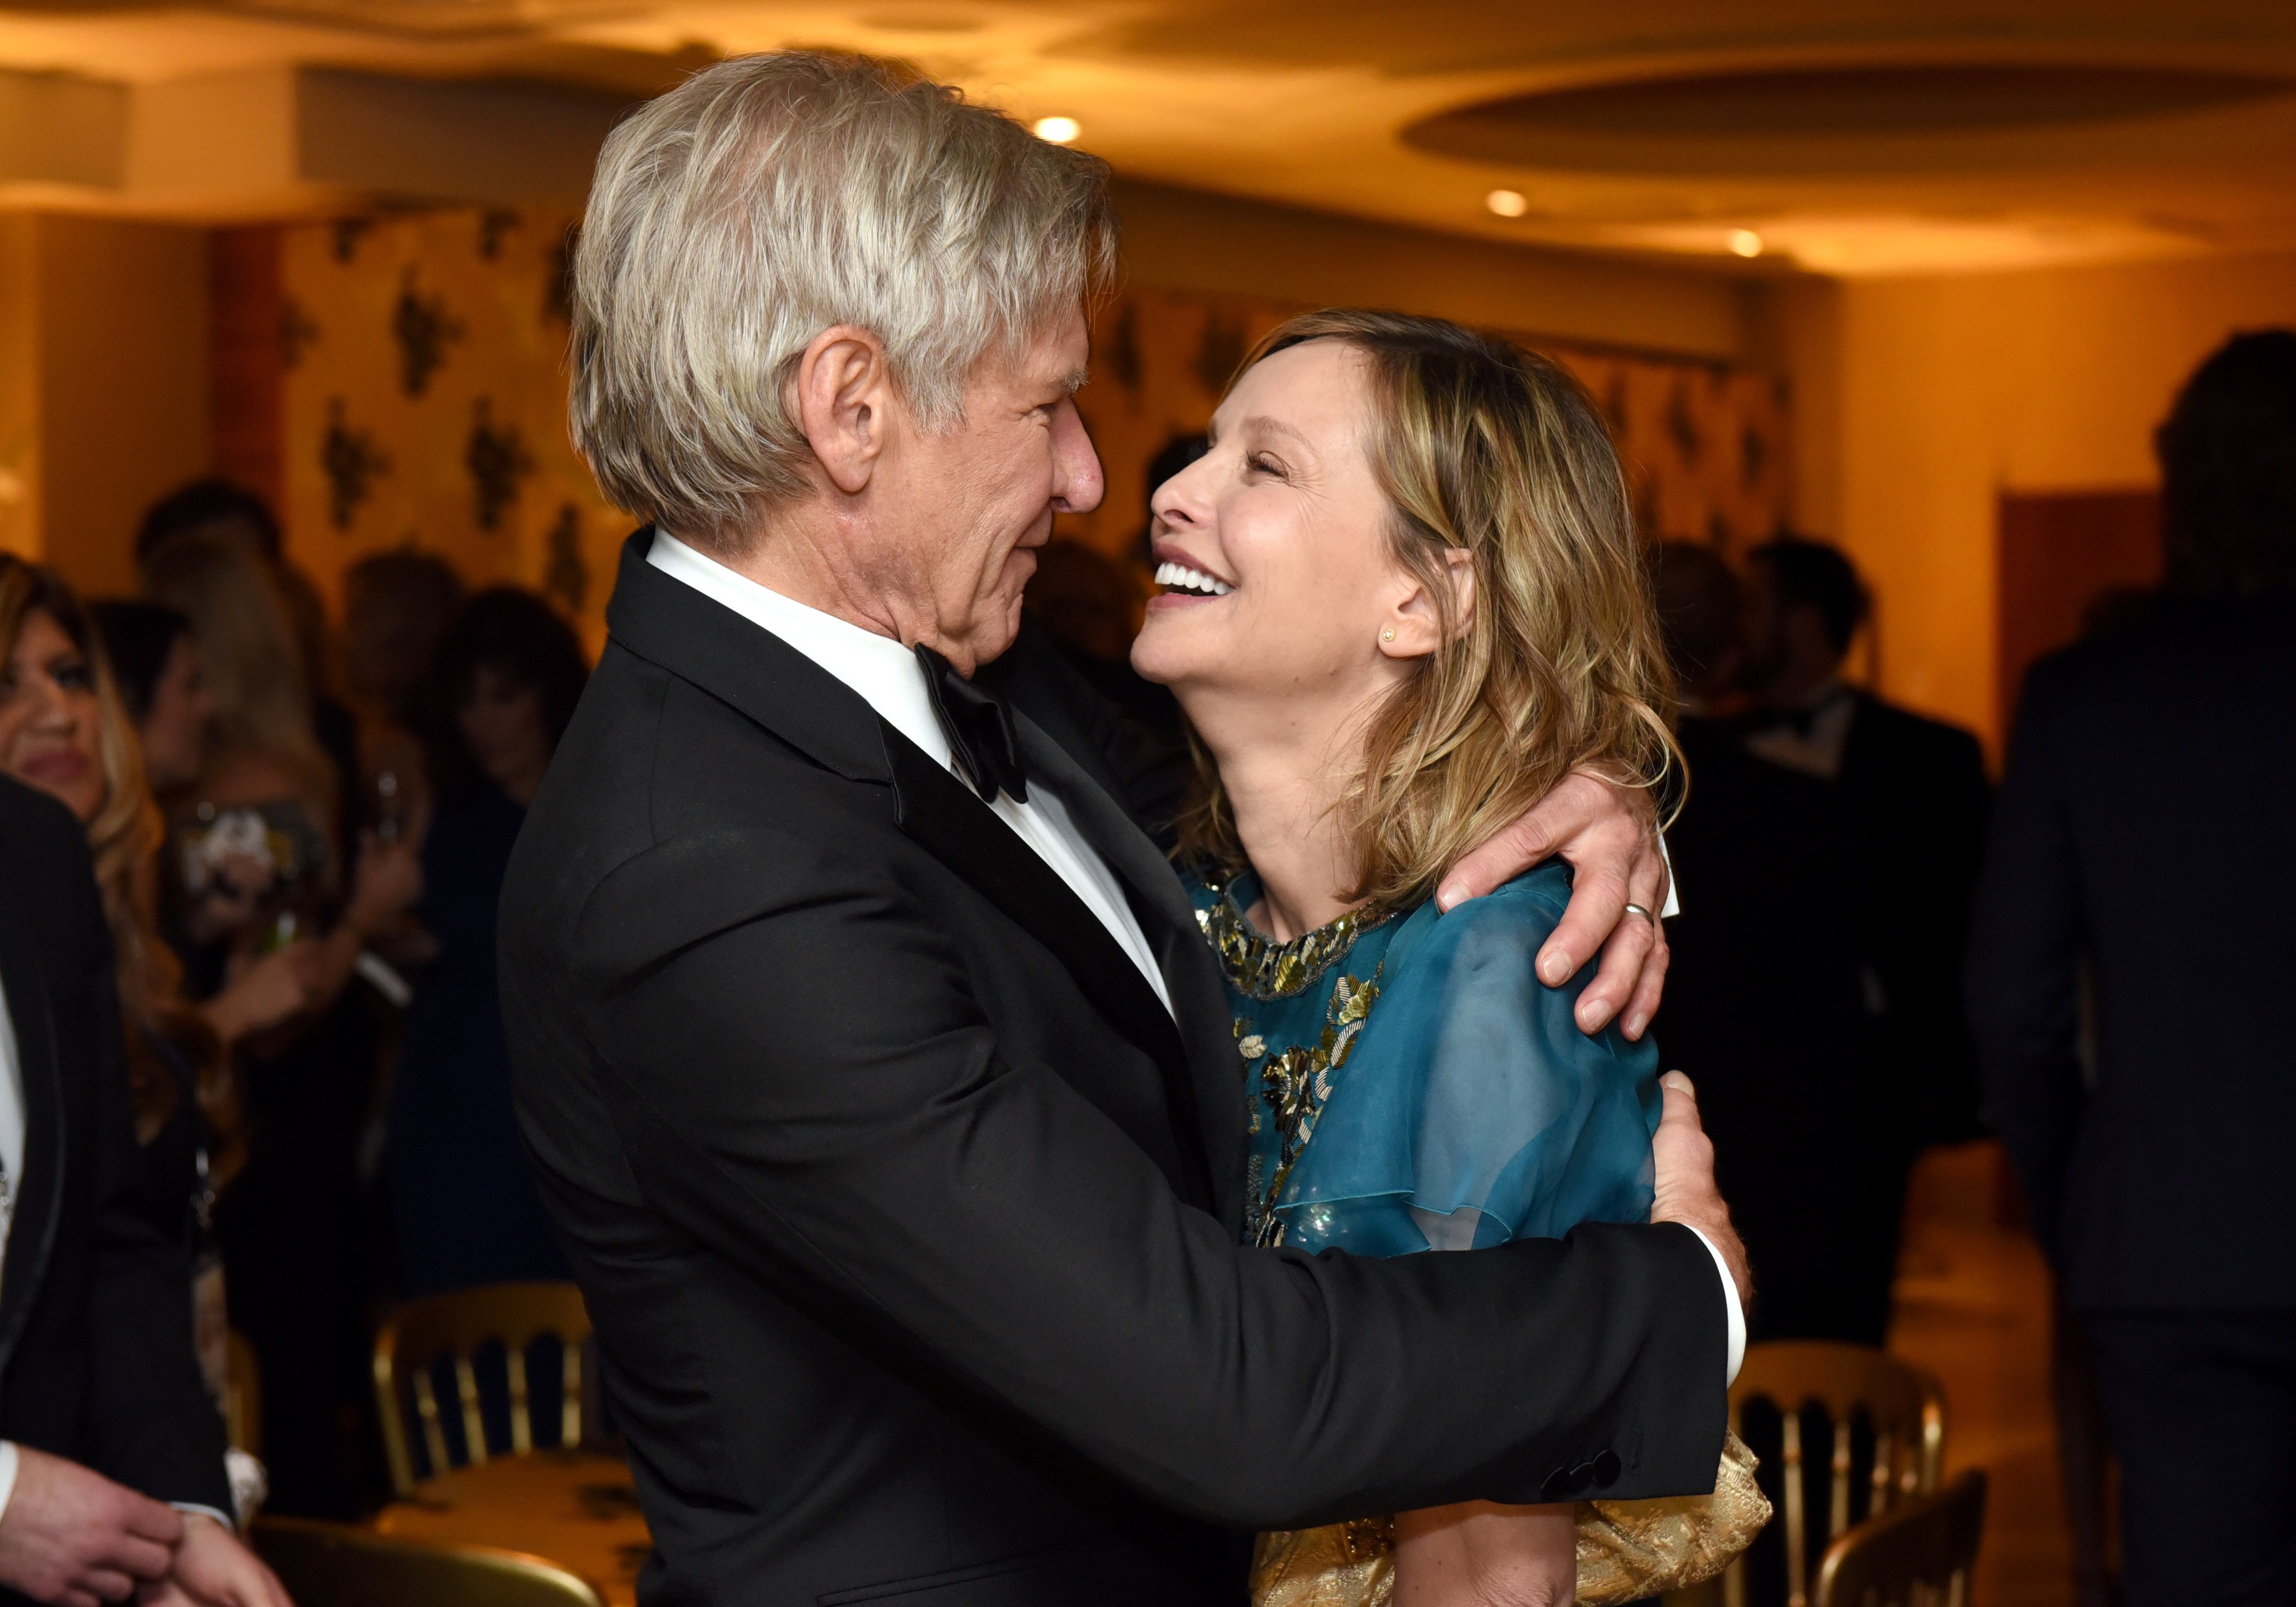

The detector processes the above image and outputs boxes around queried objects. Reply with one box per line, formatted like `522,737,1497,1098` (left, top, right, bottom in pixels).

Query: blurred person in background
0,562,287,1607
1739,537,1990,1335
1,567,246,1393
1648,542,1875,1349
338,550,464,853
137,483,360,857
141,532,420,1518
382,589,584,1295
1969,329,2296,1607
87,600,215,799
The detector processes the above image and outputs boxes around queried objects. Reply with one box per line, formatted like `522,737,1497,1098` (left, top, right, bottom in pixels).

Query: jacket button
1539,1468,1578,1502
1591,1450,1622,1489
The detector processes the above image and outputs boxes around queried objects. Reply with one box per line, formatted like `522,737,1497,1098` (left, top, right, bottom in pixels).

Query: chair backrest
252,1517,606,1607
372,1281,592,1496
1724,1341,1947,1607
1813,1470,1988,1607
226,1329,262,1456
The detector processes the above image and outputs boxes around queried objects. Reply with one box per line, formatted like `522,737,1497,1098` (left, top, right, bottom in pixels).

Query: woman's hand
203,942,327,1046
1395,1501,1576,1607
1434,770,1669,1039
343,832,423,941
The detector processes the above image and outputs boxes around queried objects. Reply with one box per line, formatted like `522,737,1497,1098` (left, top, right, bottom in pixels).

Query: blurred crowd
0,484,588,1520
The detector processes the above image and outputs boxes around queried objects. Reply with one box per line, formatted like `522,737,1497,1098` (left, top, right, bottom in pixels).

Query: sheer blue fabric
1193,862,1659,1257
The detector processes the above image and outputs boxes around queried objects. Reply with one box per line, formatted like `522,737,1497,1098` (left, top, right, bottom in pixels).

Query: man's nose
1049,399,1105,516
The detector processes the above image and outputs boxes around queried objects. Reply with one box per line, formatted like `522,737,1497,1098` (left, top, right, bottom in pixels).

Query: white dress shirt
647,533,1740,1382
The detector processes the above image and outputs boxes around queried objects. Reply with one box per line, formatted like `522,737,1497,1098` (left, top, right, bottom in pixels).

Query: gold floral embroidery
1233,967,1384,1247
1204,888,1397,1245
1195,889,1394,1001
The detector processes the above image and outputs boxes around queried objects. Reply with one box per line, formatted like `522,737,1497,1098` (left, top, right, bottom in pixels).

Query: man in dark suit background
1649,542,1879,1345
1968,330,2296,1607
1735,537,1992,1342
504,51,1748,1606
0,777,287,1607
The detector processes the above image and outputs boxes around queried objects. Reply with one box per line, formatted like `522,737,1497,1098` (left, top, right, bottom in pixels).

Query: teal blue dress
1188,861,1660,1255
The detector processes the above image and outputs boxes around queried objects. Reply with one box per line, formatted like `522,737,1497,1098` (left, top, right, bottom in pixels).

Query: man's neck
697,512,917,645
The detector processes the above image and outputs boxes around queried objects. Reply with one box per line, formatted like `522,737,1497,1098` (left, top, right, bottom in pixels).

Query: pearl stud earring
1380,628,1395,642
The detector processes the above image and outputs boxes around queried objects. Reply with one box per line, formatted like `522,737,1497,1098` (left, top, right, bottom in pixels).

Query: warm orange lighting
1728,229,1764,257
1032,116,1080,144
1485,189,1529,218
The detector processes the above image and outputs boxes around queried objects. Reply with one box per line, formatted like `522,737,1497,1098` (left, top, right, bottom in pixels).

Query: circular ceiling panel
1404,63,2296,173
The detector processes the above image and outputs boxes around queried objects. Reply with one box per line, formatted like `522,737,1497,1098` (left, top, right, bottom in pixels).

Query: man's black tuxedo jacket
0,779,231,1537
1967,595,2296,1312
501,532,1726,1606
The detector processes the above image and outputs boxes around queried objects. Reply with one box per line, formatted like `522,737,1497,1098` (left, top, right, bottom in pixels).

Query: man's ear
1378,546,1477,659
793,325,894,496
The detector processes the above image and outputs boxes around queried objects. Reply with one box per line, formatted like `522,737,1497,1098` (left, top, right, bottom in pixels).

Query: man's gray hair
570,52,1118,552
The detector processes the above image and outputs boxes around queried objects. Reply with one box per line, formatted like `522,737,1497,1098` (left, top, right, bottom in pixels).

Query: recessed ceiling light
1728,229,1764,257
1485,189,1528,218
1033,116,1081,144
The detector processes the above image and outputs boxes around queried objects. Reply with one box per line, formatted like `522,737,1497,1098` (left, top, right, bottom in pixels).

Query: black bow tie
916,644,1029,805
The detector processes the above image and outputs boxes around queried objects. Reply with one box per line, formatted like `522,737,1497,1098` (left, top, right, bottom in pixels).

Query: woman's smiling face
0,608,103,823
1131,339,1416,714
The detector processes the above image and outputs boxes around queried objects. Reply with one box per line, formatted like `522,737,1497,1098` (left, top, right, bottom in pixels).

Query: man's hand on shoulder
1651,1072,1751,1312
0,1447,180,1607
1435,769,1671,1039
136,1515,291,1607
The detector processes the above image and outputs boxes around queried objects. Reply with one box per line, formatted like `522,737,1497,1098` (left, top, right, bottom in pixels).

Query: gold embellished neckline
1194,879,1394,1001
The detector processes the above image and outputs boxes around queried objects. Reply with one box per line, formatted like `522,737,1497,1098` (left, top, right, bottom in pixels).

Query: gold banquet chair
373,1281,592,1497
252,1517,605,1607
1715,1341,1947,1607
1812,1471,1988,1607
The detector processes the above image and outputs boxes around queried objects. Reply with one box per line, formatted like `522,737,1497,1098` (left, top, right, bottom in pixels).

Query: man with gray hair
505,51,1744,1604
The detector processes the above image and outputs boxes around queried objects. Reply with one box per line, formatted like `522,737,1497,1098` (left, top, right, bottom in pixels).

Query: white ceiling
4,0,2296,275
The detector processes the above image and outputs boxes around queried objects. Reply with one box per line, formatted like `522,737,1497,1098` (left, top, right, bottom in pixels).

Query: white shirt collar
644,531,953,769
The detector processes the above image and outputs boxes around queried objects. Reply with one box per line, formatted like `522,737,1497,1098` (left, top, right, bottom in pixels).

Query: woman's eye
52,657,92,692
1245,453,1287,479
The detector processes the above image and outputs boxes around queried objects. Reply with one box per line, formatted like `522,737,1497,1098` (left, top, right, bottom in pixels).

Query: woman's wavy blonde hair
0,558,236,1159
1175,309,1680,913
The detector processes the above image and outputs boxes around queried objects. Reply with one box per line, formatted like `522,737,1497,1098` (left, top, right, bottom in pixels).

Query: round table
373,1449,650,1607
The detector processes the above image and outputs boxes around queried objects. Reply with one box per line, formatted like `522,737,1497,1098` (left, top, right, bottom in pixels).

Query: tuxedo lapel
0,870,66,1372
1011,722,1246,1233
883,727,1218,1212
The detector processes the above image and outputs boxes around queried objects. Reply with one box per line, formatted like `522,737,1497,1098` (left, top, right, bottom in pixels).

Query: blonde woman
1136,311,1753,1606
0,558,261,1507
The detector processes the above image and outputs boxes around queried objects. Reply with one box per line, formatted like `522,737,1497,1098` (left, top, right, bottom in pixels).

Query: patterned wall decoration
249,208,628,652
226,213,1788,658
1059,287,1793,570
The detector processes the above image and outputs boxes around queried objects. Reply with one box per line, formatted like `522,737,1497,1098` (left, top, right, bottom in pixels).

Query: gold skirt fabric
1251,1431,1771,1607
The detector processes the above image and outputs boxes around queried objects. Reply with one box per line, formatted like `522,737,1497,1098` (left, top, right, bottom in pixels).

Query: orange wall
1782,248,2296,754
24,214,212,599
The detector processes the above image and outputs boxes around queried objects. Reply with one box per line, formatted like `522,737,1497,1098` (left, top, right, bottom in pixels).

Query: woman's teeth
1154,561,1233,598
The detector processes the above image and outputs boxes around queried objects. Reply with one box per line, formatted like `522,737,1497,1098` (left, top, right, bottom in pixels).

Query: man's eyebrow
1061,366,1090,395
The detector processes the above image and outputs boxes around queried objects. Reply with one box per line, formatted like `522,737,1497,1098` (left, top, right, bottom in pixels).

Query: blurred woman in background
384,588,586,1294
0,560,249,1468
141,530,420,1517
